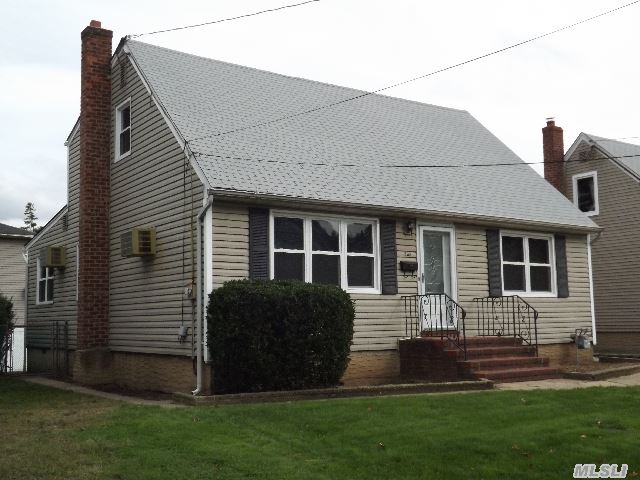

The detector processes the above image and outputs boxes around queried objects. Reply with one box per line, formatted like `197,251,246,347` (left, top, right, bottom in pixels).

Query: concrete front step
463,345,537,359
459,356,549,371
471,366,561,382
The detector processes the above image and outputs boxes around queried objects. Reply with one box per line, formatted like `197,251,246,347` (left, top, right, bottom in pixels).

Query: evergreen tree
23,202,38,232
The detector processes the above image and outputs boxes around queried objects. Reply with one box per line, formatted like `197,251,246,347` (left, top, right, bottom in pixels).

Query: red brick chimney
542,118,566,196
77,20,112,359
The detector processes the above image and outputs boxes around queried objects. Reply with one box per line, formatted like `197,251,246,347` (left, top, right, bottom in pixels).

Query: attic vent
41,246,66,268
121,228,157,257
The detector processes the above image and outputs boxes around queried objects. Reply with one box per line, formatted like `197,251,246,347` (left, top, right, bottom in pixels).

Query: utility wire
187,0,640,145
191,151,640,170
593,136,640,142
131,0,320,38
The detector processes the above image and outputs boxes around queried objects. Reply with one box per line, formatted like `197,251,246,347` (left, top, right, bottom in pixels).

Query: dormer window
572,171,599,216
115,99,131,160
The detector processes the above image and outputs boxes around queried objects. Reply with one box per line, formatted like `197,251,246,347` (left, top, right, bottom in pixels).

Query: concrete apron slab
496,372,640,391
22,377,183,408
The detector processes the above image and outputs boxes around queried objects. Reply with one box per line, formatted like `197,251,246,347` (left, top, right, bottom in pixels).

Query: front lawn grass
1,378,639,479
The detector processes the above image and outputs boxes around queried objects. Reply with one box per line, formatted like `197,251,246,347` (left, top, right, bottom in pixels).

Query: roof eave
208,188,601,234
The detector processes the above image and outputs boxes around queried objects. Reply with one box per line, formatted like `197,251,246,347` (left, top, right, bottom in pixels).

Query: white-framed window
500,232,556,297
572,171,599,216
269,212,380,294
115,98,132,160
36,258,55,305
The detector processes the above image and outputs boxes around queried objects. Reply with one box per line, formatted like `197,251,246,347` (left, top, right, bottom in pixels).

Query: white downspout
193,194,214,396
587,233,597,346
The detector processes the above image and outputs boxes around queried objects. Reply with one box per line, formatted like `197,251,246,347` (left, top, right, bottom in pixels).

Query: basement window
36,258,55,305
115,98,131,160
572,171,599,216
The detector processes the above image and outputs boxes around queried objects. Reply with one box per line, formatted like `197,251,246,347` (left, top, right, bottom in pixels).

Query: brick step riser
461,338,524,347
470,368,561,382
459,358,549,371
461,348,537,360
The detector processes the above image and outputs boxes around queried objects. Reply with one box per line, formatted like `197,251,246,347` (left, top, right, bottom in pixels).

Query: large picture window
500,232,555,296
271,213,379,293
36,258,55,304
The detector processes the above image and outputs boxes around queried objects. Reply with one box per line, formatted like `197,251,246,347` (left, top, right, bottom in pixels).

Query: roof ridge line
126,39,469,115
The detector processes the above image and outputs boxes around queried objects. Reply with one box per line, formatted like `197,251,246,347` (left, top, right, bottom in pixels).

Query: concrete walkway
496,372,640,390
23,377,183,408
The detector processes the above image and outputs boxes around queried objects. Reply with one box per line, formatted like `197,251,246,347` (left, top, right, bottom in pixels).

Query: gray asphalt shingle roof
126,40,597,231
0,222,32,238
587,134,640,180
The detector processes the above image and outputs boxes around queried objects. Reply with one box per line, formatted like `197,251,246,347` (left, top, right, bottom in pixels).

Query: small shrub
207,280,355,394
0,293,15,334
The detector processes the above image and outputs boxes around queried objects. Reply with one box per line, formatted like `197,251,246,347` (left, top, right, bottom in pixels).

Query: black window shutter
380,219,398,295
486,229,502,297
248,207,269,280
554,234,569,298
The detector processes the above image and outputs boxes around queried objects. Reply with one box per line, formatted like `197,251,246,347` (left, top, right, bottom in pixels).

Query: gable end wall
565,142,640,348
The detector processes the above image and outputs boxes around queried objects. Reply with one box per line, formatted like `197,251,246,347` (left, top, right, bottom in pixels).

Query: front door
419,226,456,331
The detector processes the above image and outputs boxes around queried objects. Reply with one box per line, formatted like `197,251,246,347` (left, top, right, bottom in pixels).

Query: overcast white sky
1,0,638,227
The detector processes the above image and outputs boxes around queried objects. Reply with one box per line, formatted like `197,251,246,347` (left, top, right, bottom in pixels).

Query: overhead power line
131,0,321,38
187,0,640,145
192,151,640,170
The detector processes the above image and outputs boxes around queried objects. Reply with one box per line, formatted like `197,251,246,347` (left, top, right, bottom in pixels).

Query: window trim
115,97,132,161
572,171,599,216
499,231,557,298
269,211,381,294
36,257,55,305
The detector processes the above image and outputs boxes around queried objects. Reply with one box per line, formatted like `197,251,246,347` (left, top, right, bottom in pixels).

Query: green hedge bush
207,280,355,394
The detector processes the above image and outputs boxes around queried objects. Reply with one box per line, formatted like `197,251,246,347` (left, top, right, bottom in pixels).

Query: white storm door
419,226,456,331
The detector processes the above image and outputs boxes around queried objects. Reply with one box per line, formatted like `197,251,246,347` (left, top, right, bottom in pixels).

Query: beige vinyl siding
109,54,204,356
0,238,29,326
212,203,249,288
25,128,81,349
26,211,78,349
565,142,640,334
455,225,593,344
210,203,594,350
211,203,416,351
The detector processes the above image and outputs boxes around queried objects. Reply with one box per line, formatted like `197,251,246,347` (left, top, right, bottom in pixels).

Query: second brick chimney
76,20,113,381
542,118,566,196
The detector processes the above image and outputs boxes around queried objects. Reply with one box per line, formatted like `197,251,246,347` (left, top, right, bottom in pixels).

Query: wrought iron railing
472,296,539,354
402,293,467,359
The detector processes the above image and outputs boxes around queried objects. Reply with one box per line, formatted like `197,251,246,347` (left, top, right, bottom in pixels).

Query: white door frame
417,224,459,330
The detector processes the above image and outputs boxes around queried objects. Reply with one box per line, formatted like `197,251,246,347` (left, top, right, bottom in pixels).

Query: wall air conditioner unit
121,228,157,257
41,246,66,268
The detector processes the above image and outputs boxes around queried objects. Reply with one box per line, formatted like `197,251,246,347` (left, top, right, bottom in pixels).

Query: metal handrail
472,295,539,355
402,293,467,359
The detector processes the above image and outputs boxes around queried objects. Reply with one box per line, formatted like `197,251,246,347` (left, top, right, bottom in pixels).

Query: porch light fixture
404,220,416,235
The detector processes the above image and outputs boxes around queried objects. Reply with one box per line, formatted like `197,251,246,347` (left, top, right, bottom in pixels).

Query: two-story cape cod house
25,21,598,394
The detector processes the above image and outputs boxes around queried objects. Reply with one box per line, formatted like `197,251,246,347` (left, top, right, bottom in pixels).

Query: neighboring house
544,124,640,357
0,223,31,326
25,21,598,393
0,223,32,371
